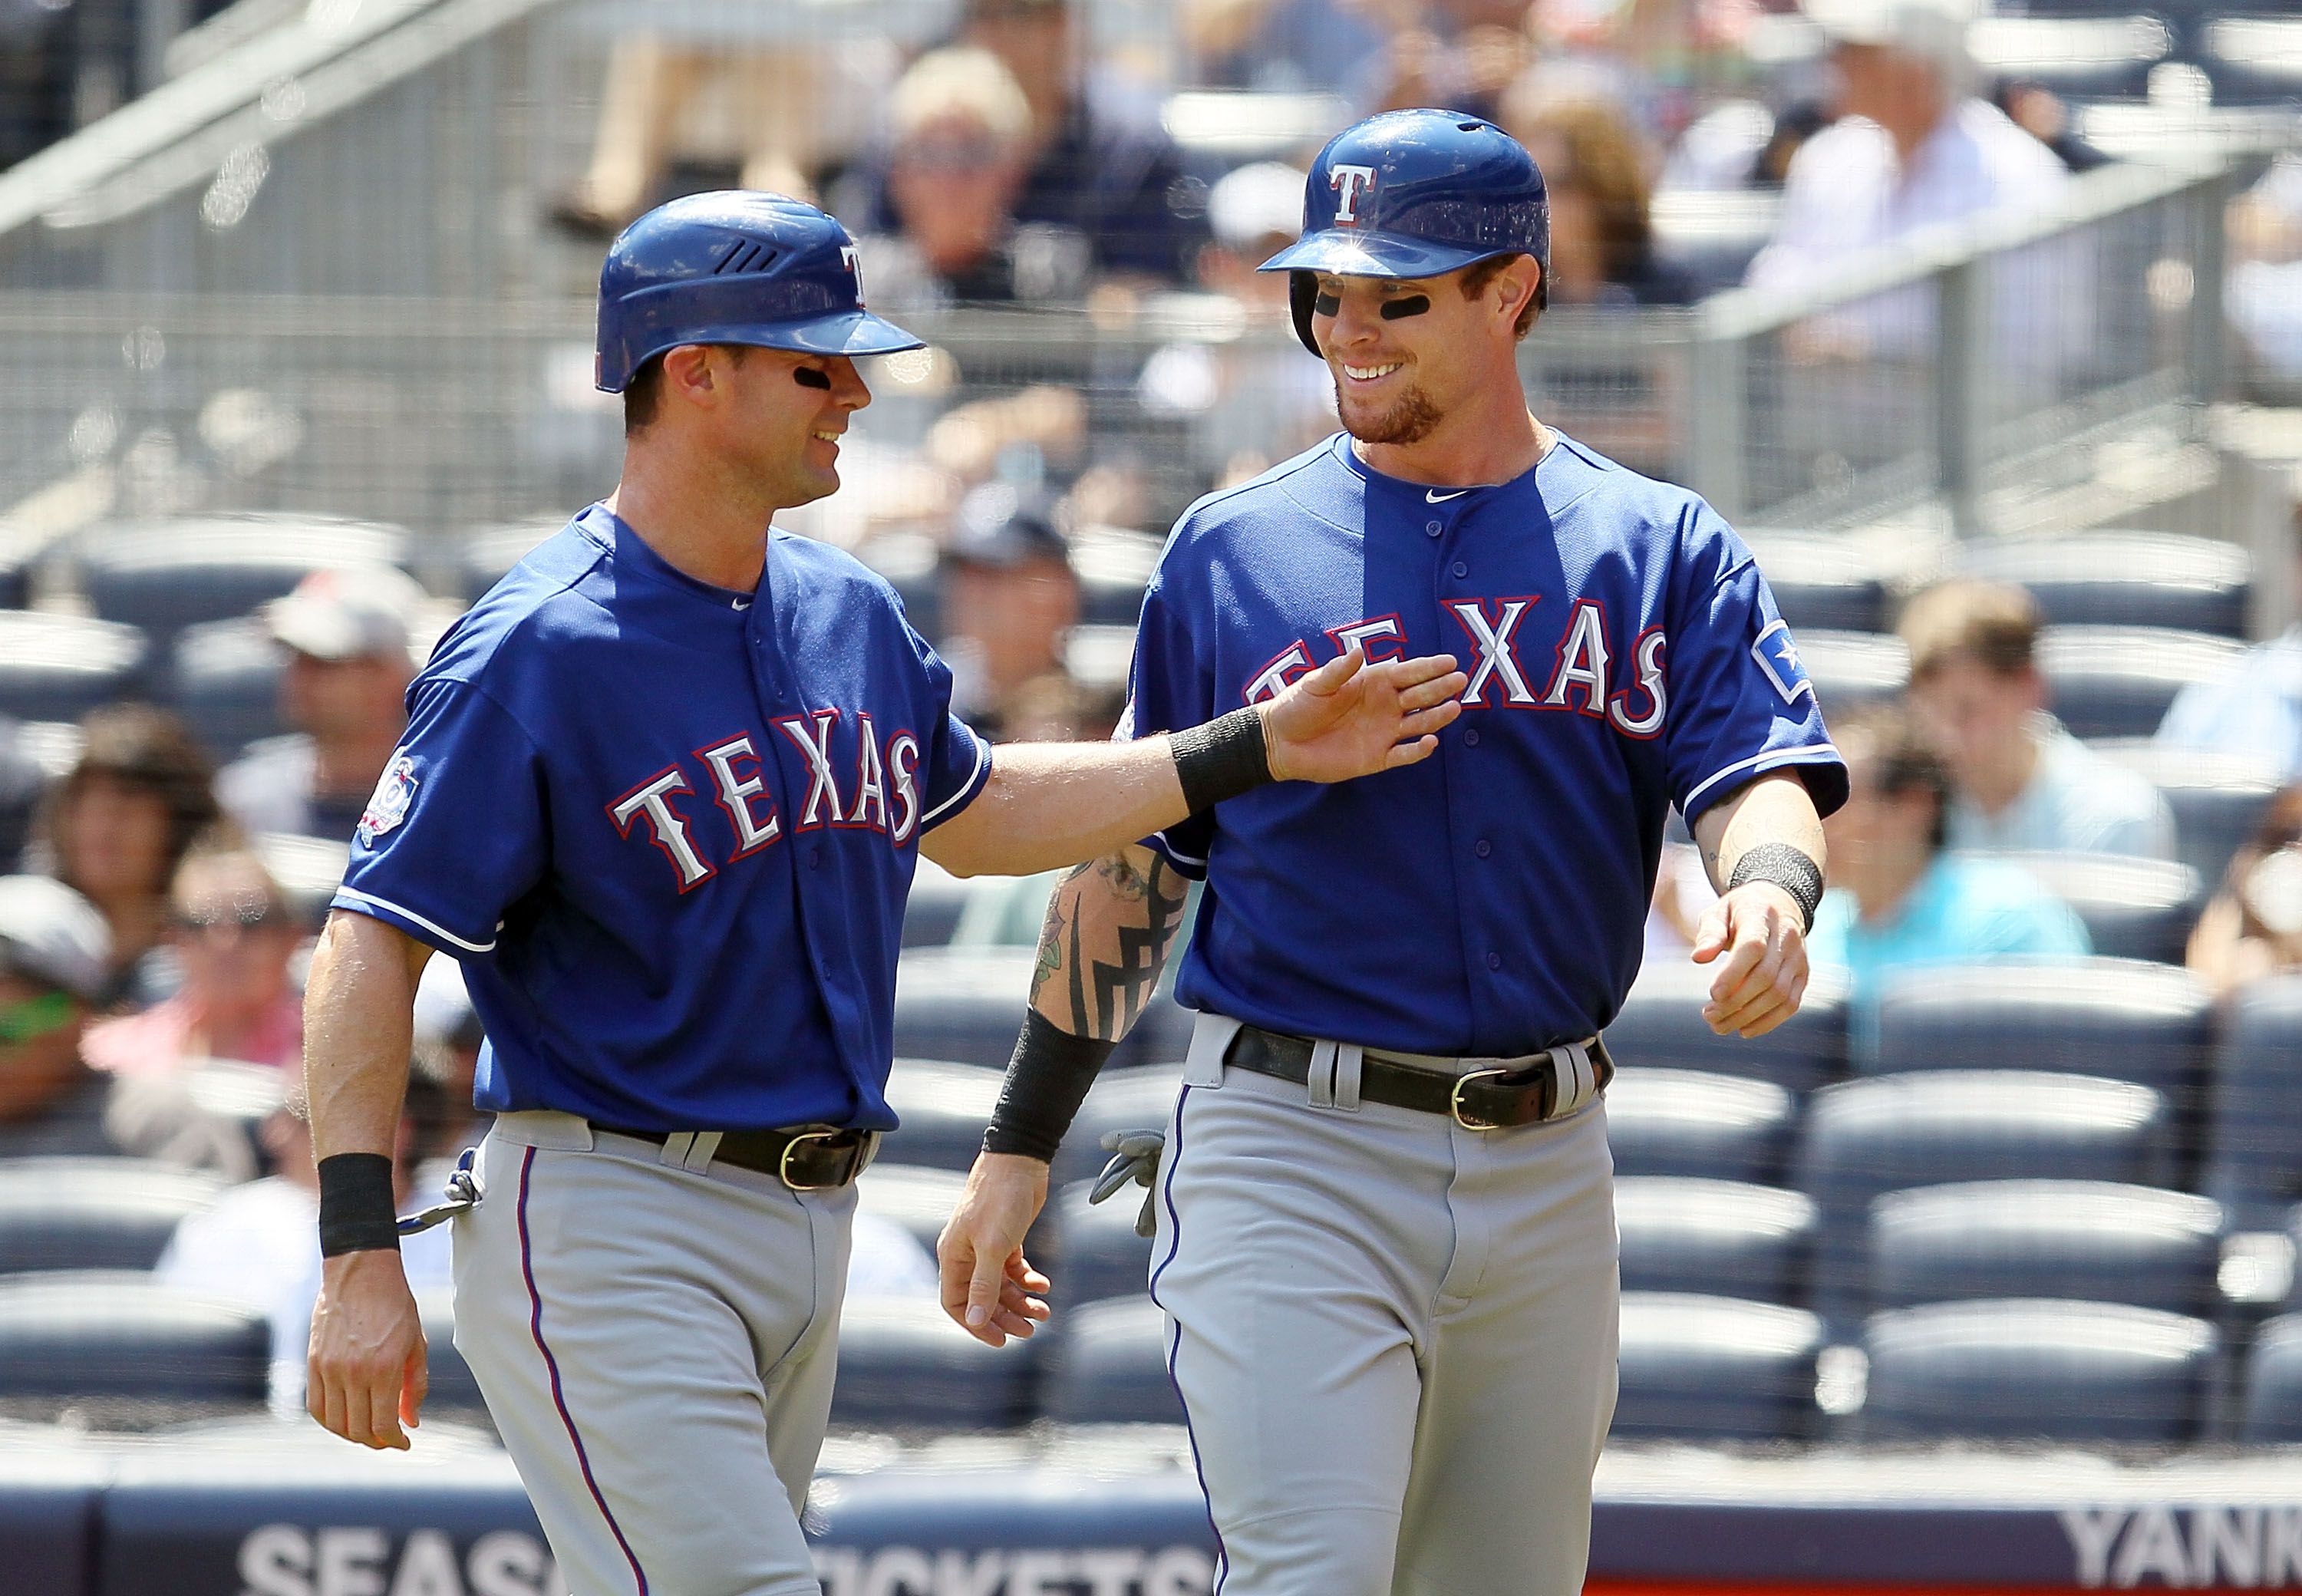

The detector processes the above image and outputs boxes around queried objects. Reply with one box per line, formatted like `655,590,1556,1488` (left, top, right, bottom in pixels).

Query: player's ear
659,344,718,410
1494,256,1540,332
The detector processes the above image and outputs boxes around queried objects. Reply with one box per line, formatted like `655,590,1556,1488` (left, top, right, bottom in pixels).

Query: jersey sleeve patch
355,753,419,844
1750,619,1817,706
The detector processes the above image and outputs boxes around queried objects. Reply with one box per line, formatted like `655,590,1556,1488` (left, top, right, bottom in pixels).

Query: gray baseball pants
1149,1014,1620,1596
450,1112,854,1596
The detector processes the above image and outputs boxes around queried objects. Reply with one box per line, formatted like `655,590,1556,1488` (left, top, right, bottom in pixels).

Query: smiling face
1308,258,1539,449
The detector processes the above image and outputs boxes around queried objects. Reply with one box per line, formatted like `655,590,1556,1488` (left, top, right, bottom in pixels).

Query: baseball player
300,191,1469,1596
939,111,1850,1596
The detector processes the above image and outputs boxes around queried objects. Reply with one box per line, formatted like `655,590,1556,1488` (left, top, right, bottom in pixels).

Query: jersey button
1475,839,1492,859
1486,951,1502,971
1424,519,1442,538
1463,728,1480,747
1451,561,1467,579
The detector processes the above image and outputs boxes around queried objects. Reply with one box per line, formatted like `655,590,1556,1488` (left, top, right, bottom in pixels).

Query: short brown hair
47,705,221,895
1899,579,2040,682
1456,254,1543,338
1838,701,1952,852
623,345,752,434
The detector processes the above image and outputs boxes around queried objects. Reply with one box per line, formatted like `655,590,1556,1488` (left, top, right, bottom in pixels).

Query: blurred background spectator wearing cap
38,706,219,1010
0,875,122,1158
936,483,1081,738
216,566,422,844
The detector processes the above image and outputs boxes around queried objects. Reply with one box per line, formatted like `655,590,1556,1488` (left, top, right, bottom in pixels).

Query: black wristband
983,1010,1118,1162
1170,706,1271,813
1728,842,1825,934
318,1152,401,1258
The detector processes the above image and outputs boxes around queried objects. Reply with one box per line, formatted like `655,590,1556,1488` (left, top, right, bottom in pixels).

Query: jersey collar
1328,428,1565,505
576,503,765,615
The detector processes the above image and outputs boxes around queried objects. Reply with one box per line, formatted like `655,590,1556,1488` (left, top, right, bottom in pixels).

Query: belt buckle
1449,1067,1512,1131
778,1129,843,1190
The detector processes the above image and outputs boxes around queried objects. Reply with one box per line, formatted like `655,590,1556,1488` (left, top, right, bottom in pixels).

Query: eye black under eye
793,367,832,390
1312,291,1341,317
1380,294,1432,320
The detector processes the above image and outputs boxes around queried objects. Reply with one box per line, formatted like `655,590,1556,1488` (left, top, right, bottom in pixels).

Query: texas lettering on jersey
608,711,926,892
1242,600,1669,740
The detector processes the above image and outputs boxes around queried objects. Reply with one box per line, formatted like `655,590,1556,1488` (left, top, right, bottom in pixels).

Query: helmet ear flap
1288,272,1323,358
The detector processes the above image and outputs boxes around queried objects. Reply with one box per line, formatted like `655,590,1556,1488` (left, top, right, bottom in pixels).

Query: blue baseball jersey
1125,431,1848,1057
332,505,991,1132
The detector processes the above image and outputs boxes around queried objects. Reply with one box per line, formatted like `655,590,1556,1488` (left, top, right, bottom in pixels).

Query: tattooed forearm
1030,846,1192,1042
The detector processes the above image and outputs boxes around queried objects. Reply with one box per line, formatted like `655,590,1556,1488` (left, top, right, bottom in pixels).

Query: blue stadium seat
0,612,150,723
412,1288,483,1413
1994,855,2202,965
1057,1069,1183,1189
2241,1314,2302,1444
1054,1179,1155,1307
2201,976,2302,1233
1041,1298,1186,1426
878,1060,1004,1174
1862,1300,2217,1443
1967,15,2169,98
1604,1069,1797,1185
2037,626,2247,741
0,546,28,608
0,1160,224,1275
1869,960,2211,1106
2090,743,2281,892
1614,1177,1816,1304
1070,526,1161,628
0,1271,268,1401
1789,630,1908,717
76,516,412,648
252,833,349,931
1605,961,1848,1094
2202,17,2302,105
1797,1071,2170,1335
1740,533,1891,635
456,516,564,602
1614,1293,1822,1440
1868,1180,2223,1317
1957,532,2249,638
167,618,284,760
892,949,1192,1070
830,1298,1037,1431
902,859,975,950
859,1160,1063,1284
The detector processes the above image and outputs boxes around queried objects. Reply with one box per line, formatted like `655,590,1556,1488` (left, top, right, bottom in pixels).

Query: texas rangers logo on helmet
840,244,866,304
358,753,418,845
1330,164,1377,225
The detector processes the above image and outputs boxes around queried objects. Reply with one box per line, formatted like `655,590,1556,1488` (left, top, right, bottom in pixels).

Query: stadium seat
0,547,28,608
1070,525,1160,628
2037,626,2247,741
902,858,974,950
1787,630,1908,717
892,948,1192,1070
0,1160,224,1275
878,1060,1004,1174
252,833,349,930
1868,960,2211,1107
859,1160,1064,1284
1967,15,2169,97
1057,1069,1183,1189
456,516,563,602
2090,742,2281,891
1605,961,1849,1094
1604,1069,1798,1185
76,515,412,647
0,1271,268,1401
0,612,150,723
1797,1071,2170,1334
2202,17,2302,105
1862,1299,2217,1443
1956,531,2248,637
1614,1292,1822,1441
830,1298,1037,1432
2241,1314,2302,1444
2201,977,2302,1232
1054,1179,1156,1306
167,618,285,760
413,1288,483,1413
1739,533,1891,635
1994,854,2202,965
1040,1298,1186,1426
1869,1180,2222,1317
1614,1177,1816,1304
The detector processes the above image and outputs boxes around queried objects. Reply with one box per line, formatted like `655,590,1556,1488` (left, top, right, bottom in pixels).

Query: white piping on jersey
332,886,498,954
922,734,992,827
1156,837,1209,866
1681,743,1842,819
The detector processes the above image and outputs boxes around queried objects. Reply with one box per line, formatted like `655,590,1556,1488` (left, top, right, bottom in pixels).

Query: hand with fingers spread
937,1152,1055,1348
1690,882,1811,1038
1261,644,1467,783
308,1248,428,1450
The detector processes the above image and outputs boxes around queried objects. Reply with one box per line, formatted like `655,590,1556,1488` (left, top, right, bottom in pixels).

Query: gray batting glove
1090,1128,1166,1238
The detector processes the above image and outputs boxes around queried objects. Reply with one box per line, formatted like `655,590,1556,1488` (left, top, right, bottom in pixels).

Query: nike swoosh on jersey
1426,489,1469,502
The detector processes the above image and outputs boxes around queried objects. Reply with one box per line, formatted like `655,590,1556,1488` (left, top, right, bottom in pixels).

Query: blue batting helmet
1257,109,1549,356
594,191,924,393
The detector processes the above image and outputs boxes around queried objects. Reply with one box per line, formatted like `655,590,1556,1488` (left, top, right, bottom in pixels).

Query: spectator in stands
2156,508,2302,780
216,567,421,843
1900,579,2176,858
1994,80,2109,174
81,838,302,1077
1179,0,1393,101
42,705,219,1008
1744,0,2068,348
2186,783,2302,1001
0,874,119,1157
863,48,1051,308
1499,88,1696,308
935,484,1080,737
1811,704,2090,1054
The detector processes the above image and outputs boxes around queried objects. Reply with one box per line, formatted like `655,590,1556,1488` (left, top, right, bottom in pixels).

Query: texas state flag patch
1750,620,1816,705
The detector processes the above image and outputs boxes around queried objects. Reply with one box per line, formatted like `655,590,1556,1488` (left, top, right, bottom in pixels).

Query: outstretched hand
1261,645,1467,784
1690,882,1810,1038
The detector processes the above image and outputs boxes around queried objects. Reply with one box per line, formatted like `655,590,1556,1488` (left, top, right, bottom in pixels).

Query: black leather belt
1225,1024,1614,1129
591,1123,878,1189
